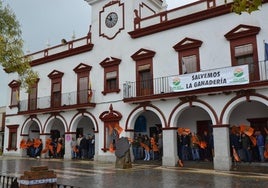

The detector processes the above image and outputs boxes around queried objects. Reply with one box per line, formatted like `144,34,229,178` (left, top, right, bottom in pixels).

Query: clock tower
99,1,125,40
84,0,165,40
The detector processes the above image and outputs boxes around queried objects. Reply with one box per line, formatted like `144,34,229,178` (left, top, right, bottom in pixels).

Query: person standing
191,133,200,161
70,137,78,159
241,133,252,163
80,135,88,159
132,134,140,161
141,135,151,161
181,133,190,161
76,134,83,159
230,131,242,162
88,135,95,160
256,131,265,162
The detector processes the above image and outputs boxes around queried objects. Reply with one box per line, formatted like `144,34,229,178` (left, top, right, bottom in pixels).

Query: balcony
18,89,95,115
123,64,268,103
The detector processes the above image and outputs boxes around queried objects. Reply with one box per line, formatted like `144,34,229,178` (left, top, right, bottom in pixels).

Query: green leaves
0,1,38,92
226,0,263,14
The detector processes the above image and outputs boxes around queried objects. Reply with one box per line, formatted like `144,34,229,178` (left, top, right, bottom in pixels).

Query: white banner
169,65,249,92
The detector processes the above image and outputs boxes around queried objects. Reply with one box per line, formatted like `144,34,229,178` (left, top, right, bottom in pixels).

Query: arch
69,110,99,133
20,116,42,135
168,99,218,127
220,93,268,124
43,113,68,134
125,103,167,131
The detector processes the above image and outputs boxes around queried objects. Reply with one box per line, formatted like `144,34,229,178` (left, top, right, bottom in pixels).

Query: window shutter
235,44,253,57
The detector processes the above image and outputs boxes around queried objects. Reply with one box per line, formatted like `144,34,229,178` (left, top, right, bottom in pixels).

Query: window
78,76,89,104
73,63,92,104
8,80,20,108
106,71,117,91
173,38,202,74
11,88,19,106
28,81,39,111
48,70,64,108
138,69,152,96
7,125,19,151
225,24,260,81
100,57,121,95
182,55,197,74
131,48,156,97
235,44,255,80
52,82,61,107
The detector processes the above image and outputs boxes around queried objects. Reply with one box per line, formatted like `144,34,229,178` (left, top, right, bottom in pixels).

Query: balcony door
52,82,61,108
78,76,88,104
29,86,37,111
138,69,153,96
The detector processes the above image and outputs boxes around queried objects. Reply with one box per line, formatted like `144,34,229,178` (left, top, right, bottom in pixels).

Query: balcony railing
123,63,268,99
19,89,95,113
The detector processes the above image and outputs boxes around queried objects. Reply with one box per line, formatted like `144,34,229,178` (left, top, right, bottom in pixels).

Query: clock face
105,12,118,28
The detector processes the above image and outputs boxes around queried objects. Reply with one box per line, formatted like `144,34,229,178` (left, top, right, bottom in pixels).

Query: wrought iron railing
123,62,268,99
0,175,80,188
19,89,94,112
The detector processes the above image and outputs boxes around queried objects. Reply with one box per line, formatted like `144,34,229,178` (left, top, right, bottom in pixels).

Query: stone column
64,133,74,160
162,128,178,166
40,135,48,159
213,126,232,171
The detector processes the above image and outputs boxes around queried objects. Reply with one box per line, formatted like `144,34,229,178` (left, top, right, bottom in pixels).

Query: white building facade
3,0,268,171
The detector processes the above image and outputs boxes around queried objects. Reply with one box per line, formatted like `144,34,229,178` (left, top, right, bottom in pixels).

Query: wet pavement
0,156,267,188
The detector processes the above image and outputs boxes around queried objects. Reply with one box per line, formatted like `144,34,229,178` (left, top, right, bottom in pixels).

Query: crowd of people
20,136,65,159
20,125,267,164
132,133,163,161
230,127,268,163
20,138,43,158
177,129,214,165
20,133,95,160
70,134,95,160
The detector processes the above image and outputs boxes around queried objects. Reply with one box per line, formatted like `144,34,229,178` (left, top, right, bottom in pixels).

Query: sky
0,0,196,107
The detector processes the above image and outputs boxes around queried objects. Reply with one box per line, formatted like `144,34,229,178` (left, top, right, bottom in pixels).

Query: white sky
3,0,196,53
0,0,196,106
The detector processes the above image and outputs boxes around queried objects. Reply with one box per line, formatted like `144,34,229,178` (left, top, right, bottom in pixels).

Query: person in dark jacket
80,135,88,159
241,133,252,162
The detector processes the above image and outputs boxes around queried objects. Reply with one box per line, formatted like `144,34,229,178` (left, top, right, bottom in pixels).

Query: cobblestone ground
0,157,267,188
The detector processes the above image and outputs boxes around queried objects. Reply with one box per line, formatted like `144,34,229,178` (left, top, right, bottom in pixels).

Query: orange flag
41,138,52,154
140,142,150,151
232,148,240,162
264,144,268,159
20,139,28,149
249,135,257,146
240,125,254,137
177,127,191,135
178,159,184,167
200,141,207,149
56,143,62,154
109,143,115,153
34,138,41,148
114,123,123,135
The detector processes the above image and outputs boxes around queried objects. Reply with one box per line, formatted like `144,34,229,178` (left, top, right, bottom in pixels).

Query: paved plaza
0,156,267,188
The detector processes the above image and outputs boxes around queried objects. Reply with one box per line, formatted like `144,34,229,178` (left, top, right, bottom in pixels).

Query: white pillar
40,135,48,158
213,126,232,171
162,128,178,166
64,133,75,159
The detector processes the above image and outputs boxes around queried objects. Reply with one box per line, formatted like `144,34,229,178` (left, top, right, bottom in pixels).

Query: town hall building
3,0,268,171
